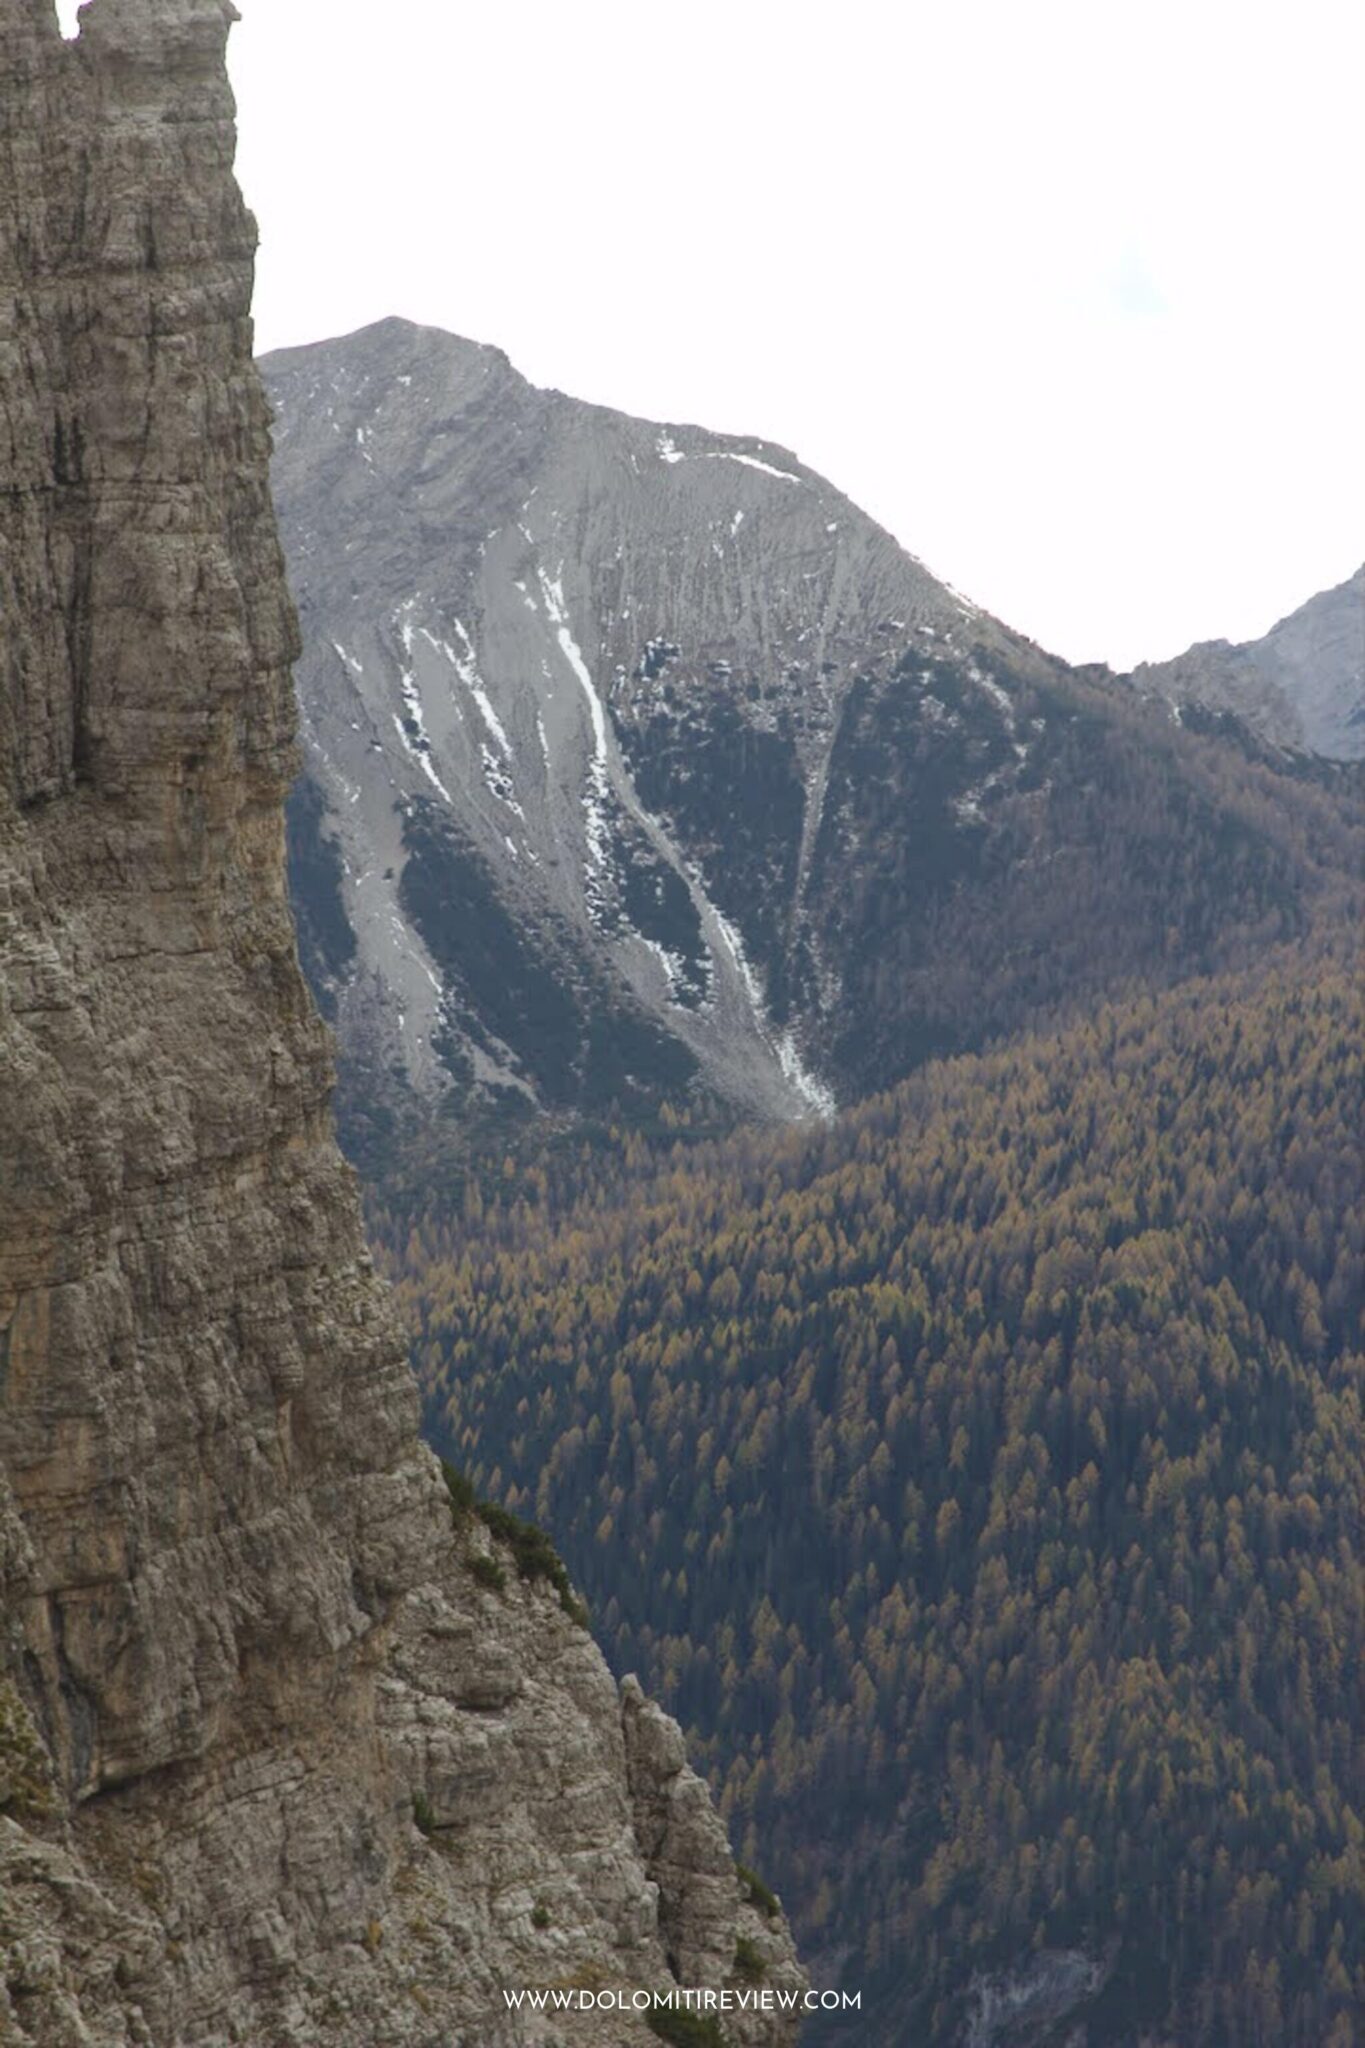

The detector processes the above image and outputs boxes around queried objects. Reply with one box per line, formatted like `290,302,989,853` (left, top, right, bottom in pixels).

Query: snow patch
390,600,453,801
538,567,612,876
966,661,1030,760
776,1031,837,1120
712,908,764,1012
703,450,801,483
711,908,833,1120
972,666,1014,723
421,620,513,756
391,714,453,802
638,936,693,1006
482,743,523,815
657,432,686,464
403,613,523,812
538,571,606,761
919,693,959,731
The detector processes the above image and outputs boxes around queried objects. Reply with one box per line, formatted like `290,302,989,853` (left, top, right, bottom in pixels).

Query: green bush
735,1863,778,1919
733,1935,765,1981
441,1458,476,1524
412,1791,436,1837
441,1460,586,1624
475,1499,588,1626
0,1682,52,1823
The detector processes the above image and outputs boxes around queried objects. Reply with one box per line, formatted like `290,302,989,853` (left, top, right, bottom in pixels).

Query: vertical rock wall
0,5,803,2041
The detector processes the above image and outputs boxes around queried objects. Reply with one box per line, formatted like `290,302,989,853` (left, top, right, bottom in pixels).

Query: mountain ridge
265,319,1362,1157
1129,565,1364,759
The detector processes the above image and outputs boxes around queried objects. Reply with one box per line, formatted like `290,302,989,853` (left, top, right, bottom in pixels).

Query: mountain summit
265,321,1360,1145
265,314,966,1128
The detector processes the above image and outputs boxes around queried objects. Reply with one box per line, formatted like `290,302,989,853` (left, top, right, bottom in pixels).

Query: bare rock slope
265,314,937,1129
0,4,802,2042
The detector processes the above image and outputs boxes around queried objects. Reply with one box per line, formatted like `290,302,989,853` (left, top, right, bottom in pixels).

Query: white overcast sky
63,0,1365,669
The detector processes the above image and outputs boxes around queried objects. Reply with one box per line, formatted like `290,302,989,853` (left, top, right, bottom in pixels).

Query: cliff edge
0,4,803,2041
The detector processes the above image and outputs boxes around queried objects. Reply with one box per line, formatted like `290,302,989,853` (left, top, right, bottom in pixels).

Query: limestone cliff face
0,5,803,2042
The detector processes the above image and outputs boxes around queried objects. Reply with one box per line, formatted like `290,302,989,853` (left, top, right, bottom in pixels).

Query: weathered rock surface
0,4,803,2041
1130,565,1365,759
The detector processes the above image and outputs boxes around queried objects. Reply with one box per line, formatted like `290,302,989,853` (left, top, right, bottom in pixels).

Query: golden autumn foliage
371,953,1364,2043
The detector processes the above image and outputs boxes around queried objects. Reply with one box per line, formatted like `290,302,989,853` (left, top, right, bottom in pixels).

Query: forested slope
372,951,1365,2045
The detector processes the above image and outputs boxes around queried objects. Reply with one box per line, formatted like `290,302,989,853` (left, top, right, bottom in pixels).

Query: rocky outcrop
0,4,802,2041
1131,565,1365,759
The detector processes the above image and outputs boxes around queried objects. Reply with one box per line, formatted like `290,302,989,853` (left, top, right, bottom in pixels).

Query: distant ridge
1131,565,1364,759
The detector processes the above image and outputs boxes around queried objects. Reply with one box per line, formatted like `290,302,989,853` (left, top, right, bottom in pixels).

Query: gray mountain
264,321,1360,1146
264,317,976,1129
1130,565,1365,758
